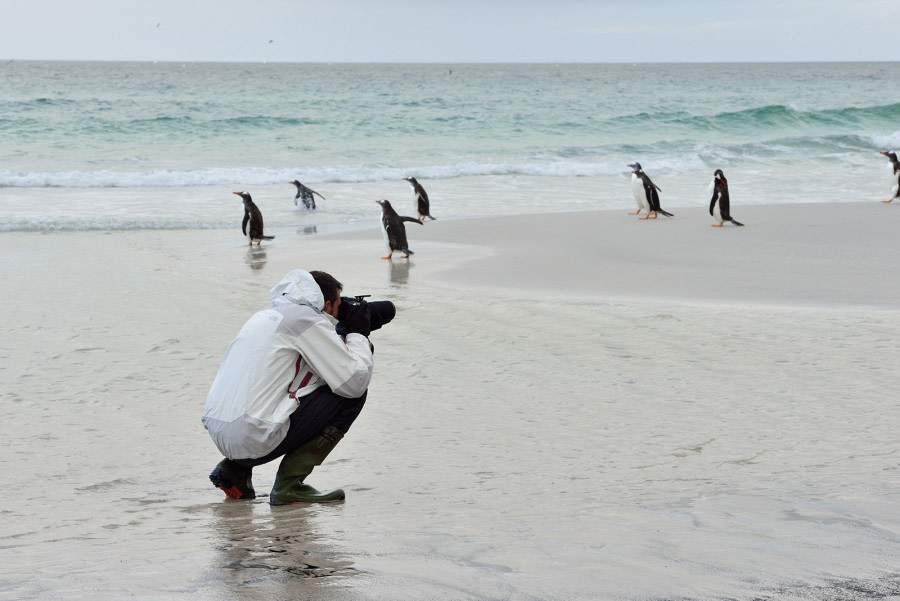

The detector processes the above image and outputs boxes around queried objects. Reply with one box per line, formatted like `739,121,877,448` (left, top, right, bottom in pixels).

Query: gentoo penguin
626,162,651,217
628,162,673,219
233,191,274,246
289,180,326,210
879,151,900,204
376,199,422,259
402,176,436,222
708,169,744,227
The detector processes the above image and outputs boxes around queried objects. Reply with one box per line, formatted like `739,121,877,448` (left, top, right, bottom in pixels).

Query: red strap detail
287,356,315,402
299,371,314,389
288,356,302,400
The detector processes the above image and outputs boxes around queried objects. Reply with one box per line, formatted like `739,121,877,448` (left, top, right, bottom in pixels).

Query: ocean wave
0,138,890,189
613,103,900,134
0,161,693,188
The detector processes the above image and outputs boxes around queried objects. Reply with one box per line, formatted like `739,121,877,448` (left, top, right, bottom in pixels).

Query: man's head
310,270,343,318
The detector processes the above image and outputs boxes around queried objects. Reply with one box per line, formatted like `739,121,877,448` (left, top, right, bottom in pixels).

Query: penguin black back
636,169,674,218
233,191,275,245
708,170,744,226
880,151,900,203
290,179,325,210
403,176,436,222
376,199,422,259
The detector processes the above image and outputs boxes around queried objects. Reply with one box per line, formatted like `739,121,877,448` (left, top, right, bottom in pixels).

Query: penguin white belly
379,216,391,250
631,175,648,212
708,179,722,223
890,170,900,199
246,214,255,242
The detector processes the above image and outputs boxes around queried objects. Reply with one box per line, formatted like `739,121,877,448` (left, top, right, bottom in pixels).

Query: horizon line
3,58,900,66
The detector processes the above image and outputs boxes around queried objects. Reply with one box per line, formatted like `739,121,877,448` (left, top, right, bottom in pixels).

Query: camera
335,294,396,337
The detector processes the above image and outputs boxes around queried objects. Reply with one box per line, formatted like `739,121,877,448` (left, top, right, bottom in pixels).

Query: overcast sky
2,0,898,63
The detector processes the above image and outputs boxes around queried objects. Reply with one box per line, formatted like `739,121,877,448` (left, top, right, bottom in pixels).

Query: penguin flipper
261,235,276,239
658,209,674,218
400,216,423,225
241,213,249,236
729,219,744,227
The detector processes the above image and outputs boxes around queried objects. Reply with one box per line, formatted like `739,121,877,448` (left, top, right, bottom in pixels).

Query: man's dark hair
310,270,342,303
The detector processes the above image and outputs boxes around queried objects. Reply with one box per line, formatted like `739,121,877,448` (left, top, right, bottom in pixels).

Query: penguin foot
883,199,894,204
381,254,393,260
711,223,724,227
638,215,649,220
629,210,641,215
649,212,658,219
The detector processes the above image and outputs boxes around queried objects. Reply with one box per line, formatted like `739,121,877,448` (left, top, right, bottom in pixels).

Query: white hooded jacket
202,270,374,459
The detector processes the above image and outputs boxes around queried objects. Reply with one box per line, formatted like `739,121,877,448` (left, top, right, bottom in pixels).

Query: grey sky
2,0,898,63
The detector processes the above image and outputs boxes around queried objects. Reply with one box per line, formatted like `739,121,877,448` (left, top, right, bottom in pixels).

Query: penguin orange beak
880,151,889,156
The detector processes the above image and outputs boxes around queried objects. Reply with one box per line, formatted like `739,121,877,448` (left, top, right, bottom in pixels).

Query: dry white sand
1,203,899,601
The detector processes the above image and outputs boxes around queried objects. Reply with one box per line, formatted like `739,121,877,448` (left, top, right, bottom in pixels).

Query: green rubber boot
209,458,256,500
269,426,346,505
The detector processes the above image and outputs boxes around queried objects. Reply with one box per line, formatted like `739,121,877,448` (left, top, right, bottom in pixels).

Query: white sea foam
870,130,900,150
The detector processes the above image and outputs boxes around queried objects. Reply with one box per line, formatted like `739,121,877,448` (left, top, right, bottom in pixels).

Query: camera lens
367,301,396,331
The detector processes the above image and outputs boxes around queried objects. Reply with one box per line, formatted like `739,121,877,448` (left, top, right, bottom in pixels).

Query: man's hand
340,301,371,338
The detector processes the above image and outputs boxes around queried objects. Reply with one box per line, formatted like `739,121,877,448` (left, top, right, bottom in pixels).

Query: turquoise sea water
0,61,898,231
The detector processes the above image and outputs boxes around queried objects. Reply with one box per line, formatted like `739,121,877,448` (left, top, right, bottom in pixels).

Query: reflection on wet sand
389,260,411,285
245,246,268,270
209,499,357,597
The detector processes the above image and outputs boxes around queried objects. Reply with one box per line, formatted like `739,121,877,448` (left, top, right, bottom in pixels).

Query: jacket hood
269,269,324,311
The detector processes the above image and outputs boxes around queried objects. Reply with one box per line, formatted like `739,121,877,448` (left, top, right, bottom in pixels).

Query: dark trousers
234,386,367,468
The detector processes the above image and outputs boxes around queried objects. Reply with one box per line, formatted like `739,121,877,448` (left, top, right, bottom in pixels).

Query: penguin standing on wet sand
376,199,422,259
708,169,744,227
289,180,326,210
626,162,651,217
879,151,900,204
403,176,436,222
628,162,673,219
234,191,275,246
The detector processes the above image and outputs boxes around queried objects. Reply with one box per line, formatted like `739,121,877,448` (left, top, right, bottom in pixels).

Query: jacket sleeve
294,318,374,398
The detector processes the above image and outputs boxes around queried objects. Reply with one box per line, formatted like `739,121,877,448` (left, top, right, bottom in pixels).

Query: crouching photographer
202,269,394,505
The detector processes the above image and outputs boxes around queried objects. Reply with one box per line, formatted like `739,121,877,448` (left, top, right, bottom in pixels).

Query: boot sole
269,490,346,505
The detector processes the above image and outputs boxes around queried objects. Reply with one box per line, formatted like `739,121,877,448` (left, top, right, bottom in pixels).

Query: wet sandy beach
2,204,899,600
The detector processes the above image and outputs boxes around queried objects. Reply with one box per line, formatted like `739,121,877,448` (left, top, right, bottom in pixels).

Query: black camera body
335,294,396,337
